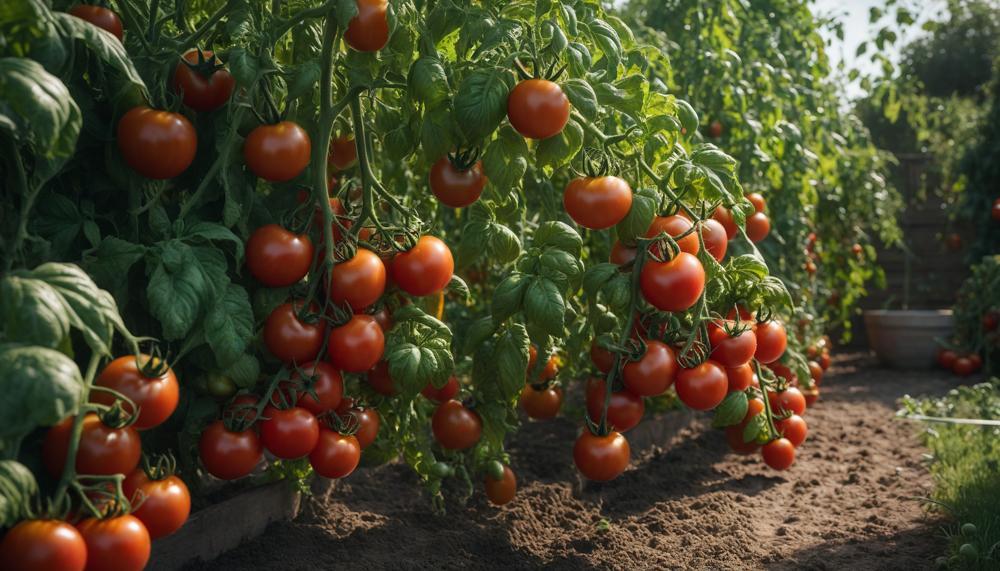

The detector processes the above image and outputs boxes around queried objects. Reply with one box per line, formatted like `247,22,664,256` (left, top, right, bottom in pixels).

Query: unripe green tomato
487,460,505,481
961,523,977,537
959,543,978,558
206,373,236,398
429,462,453,479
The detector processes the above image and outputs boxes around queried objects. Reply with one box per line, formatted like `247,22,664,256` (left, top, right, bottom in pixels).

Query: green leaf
615,187,657,246
743,413,766,443
408,56,450,106
562,78,599,119
759,276,793,311
727,255,769,281
52,13,147,90
486,223,521,263
0,344,84,439
286,61,321,102
420,104,456,162
333,0,359,29
182,221,245,264
676,98,699,134
711,391,749,428
492,273,529,324
0,460,38,527
523,278,565,337
453,68,514,143
456,220,490,268
204,284,253,367
536,118,583,168
494,324,530,398
147,242,216,340
539,248,583,293
460,317,496,356
84,237,146,303
447,275,470,302
583,263,618,298
0,58,81,159
0,276,70,348
533,221,582,256
227,352,260,388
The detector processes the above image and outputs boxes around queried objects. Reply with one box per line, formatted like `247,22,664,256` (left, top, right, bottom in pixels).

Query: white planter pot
864,309,953,369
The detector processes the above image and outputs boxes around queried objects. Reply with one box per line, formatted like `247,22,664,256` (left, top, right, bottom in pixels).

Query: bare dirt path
192,353,954,570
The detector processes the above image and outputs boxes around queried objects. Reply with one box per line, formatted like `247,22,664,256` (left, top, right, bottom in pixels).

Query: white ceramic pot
863,309,954,369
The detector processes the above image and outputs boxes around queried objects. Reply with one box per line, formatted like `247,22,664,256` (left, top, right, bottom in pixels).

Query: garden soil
191,353,953,570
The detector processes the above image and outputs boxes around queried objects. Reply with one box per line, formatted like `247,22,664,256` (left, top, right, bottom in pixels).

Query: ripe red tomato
430,157,487,208
69,5,123,40
341,407,380,449
117,107,196,179
775,414,808,448
610,240,637,265
726,364,754,392
76,515,150,571
563,176,633,230
808,361,824,384
590,340,615,373
675,361,728,411
431,400,482,450
700,218,729,261
707,120,723,138
640,252,705,312
328,314,385,372
246,224,314,287
0,519,87,571
937,348,958,369
712,206,738,239
263,302,324,364
708,322,757,368
622,340,677,396
968,354,983,371
769,387,807,416
366,360,397,396
260,406,320,459
328,248,386,311
519,384,563,419
952,357,975,377
819,351,832,370
309,429,361,478
746,193,766,212
328,136,358,170
754,321,787,363
507,79,570,140
244,121,311,182
746,212,771,242
993,198,1000,221
422,375,460,403
391,236,454,296
646,214,700,255
485,465,517,505
344,0,389,52
91,355,179,430
802,387,820,407
945,233,962,251
586,378,644,432
761,438,796,470
527,345,559,380
198,420,262,480
43,414,141,478
852,243,863,256
769,363,797,387
289,361,343,414
573,430,630,481
172,50,235,112
123,471,190,539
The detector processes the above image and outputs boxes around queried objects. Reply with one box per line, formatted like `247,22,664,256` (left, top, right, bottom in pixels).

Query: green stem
178,106,246,219
114,0,155,54
272,0,338,39
598,239,650,433
146,0,161,43
315,15,341,271
51,353,103,511
752,360,780,437
349,95,378,235
3,138,37,273
179,0,237,52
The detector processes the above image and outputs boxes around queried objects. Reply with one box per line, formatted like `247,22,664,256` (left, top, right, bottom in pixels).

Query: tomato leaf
562,78,599,119
759,275,794,311
565,42,592,76
492,273,529,324
420,103,457,162
452,68,514,143
0,276,70,349
52,13,146,91
0,57,81,160
0,460,38,527
727,255,769,281
536,118,583,169
711,391,749,428
227,352,260,389
615,187,658,246
539,248,583,293
533,221,582,256
523,277,565,337
84,237,146,303
487,223,522,263
204,284,253,367
582,263,618,299
146,242,222,340
408,56,450,106
494,323,530,399
0,344,84,439
460,317,496,357
181,221,245,265
743,413,766,443
676,98,700,134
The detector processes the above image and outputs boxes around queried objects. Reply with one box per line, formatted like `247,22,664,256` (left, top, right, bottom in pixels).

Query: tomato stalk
50,352,104,512
145,0,161,42
751,360,780,438
177,105,247,221
178,0,240,52
314,14,341,274
272,0,338,40
112,0,154,53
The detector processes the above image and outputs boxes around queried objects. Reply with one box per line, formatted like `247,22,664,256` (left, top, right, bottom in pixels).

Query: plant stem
349,95,378,235
178,105,246,220
179,0,237,52
315,14,340,268
752,360,780,436
146,0,161,43
114,0,155,54
272,0,338,39
51,353,103,511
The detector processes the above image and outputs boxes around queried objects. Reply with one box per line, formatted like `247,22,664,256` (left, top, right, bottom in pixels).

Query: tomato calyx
513,56,566,82
132,345,173,379
316,409,360,437
177,48,227,79
90,392,140,429
446,146,482,172
137,452,179,482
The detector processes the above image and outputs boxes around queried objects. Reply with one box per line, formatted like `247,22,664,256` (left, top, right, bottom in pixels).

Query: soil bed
190,353,954,570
